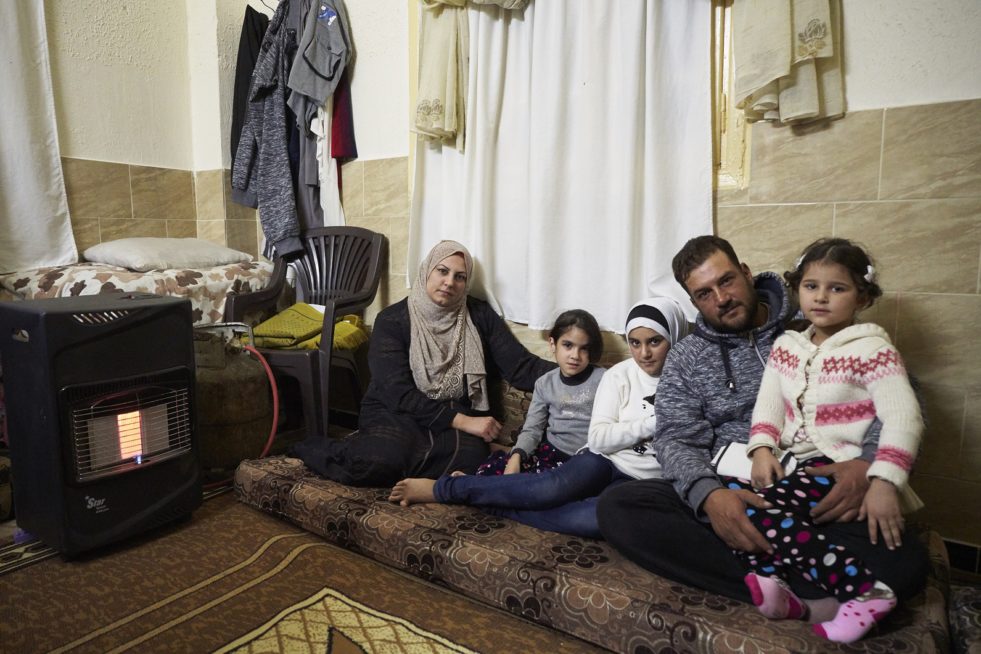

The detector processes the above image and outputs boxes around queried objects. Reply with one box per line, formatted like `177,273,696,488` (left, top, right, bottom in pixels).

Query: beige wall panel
62,158,131,222
364,158,409,218
895,293,981,391
910,474,981,545
716,204,833,276
880,98,981,200
835,199,981,294
130,166,195,222
748,110,883,204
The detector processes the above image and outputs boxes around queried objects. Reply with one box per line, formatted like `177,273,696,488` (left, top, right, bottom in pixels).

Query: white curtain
0,0,77,273
409,0,712,331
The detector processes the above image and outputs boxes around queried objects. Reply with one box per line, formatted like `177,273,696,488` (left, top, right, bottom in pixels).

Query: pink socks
744,573,807,620
812,585,897,643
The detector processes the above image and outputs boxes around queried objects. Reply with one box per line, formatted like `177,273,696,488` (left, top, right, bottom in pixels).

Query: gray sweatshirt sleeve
653,348,723,515
511,375,550,457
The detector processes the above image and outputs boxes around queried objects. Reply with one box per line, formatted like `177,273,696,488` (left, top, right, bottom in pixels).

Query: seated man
597,235,928,611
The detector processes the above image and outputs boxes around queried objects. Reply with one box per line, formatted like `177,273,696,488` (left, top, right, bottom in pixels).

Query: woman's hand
750,448,784,489
452,414,503,442
503,452,521,475
859,478,904,550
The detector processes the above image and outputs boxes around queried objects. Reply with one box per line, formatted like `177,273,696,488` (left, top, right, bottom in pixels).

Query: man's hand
703,488,773,554
806,459,871,524
452,415,503,442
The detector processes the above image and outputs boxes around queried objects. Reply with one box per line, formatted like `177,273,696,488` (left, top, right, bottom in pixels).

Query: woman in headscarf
388,296,690,539
294,240,554,486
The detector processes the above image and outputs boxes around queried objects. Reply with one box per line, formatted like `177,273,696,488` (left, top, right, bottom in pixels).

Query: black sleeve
366,301,457,433
468,298,556,391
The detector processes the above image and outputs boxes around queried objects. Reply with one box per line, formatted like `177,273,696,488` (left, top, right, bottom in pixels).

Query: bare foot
388,478,437,506
450,470,467,478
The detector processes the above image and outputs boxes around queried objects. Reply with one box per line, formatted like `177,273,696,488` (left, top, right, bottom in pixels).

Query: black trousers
293,408,489,487
596,478,929,603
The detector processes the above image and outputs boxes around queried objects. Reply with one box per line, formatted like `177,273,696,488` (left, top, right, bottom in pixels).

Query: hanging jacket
231,1,303,258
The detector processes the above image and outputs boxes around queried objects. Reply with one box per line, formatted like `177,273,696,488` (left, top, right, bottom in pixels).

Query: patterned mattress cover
235,455,952,654
0,260,273,326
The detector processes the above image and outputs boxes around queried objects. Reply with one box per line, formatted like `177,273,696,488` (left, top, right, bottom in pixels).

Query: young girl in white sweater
738,238,923,644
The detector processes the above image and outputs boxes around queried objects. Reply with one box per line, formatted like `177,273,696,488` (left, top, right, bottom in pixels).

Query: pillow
83,238,253,272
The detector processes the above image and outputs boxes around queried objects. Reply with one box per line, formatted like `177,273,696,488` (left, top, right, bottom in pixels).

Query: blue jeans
433,451,628,538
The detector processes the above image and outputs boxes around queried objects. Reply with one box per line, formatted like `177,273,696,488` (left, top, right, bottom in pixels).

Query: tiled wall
340,157,411,324
61,158,260,258
716,97,981,547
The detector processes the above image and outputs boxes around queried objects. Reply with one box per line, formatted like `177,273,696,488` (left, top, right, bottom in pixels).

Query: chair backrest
291,227,386,314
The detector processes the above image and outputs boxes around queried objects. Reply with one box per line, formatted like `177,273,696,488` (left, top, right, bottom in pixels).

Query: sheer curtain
0,0,77,273
409,0,712,330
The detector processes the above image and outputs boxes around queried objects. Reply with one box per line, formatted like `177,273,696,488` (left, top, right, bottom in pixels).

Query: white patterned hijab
407,240,489,411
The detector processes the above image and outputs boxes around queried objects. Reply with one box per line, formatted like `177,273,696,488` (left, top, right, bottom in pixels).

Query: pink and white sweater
747,322,923,491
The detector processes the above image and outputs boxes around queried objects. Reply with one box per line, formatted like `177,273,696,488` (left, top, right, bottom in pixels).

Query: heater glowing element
116,411,144,460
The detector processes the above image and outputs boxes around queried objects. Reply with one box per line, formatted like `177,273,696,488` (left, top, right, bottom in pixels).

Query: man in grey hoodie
597,236,928,606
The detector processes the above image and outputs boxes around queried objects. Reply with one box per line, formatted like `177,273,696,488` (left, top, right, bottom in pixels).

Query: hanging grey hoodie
653,272,880,516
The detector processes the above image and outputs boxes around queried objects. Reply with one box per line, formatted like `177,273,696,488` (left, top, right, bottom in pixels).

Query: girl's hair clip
864,265,877,283
794,254,805,270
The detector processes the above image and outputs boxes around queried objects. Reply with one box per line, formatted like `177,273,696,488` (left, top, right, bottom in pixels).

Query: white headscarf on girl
624,296,689,347
407,240,489,411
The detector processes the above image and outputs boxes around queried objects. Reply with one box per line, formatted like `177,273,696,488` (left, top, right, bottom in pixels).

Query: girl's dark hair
784,238,883,305
549,309,603,362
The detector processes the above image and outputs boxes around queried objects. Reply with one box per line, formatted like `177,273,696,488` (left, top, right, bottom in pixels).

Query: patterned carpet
0,490,603,654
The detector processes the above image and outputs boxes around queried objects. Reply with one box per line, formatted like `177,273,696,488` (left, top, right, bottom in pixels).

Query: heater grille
71,310,135,325
67,380,192,482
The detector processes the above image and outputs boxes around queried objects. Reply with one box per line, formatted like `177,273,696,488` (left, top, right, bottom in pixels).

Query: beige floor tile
880,99,981,200
716,203,833,276
363,158,409,217
895,293,981,392
748,111,882,204
62,158,131,221
915,383,966,478
835,199,981,294
131,165,195,222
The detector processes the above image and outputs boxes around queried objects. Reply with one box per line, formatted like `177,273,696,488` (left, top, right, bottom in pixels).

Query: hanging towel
732,0,843,124
414,0,469,150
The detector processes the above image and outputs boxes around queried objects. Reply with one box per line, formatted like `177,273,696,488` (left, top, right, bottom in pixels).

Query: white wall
188,0,224,171
344,0,410,160
843,0,981,110
42,0,977,170
45,0,193,169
